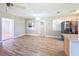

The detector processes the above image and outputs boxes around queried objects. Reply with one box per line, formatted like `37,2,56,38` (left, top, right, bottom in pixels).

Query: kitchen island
63,34,79,56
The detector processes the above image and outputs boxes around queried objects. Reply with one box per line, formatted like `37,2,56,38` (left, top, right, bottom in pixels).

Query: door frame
1,17,14,40
39,20,46,37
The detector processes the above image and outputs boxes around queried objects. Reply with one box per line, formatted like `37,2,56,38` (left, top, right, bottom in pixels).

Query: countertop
62,34,79,41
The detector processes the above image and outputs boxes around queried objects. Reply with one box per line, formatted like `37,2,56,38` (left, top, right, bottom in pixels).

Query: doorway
1,18,14,41
39,20,46,37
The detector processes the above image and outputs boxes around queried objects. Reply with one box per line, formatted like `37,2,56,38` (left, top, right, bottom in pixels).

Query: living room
0,3,79,56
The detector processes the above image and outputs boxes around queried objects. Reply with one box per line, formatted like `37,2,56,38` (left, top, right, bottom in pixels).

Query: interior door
39,20,46,37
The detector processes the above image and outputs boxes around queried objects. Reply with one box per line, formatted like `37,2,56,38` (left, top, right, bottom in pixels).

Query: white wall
0,13,26,39
52,19,65,31
14,18,25,37
25,17,64,37
0,18,2,41
25,18,40,35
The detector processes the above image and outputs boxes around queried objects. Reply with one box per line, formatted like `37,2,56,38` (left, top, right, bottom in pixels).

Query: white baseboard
0,34,61,42
0,34,25,42
14,33,26,38
45,35,61,38
26,33,61,38
26,33,40,36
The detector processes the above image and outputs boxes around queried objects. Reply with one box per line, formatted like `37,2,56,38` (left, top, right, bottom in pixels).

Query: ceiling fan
6,3,26,9
71,9,79,14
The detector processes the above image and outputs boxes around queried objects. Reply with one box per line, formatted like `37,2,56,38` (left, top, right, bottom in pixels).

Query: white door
2,18,14,40
39,20,46,37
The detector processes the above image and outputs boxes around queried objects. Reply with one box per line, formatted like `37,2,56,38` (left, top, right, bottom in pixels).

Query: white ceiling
0,3,79,18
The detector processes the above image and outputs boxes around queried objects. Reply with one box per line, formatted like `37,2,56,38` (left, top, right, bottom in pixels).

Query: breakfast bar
63,34,79,56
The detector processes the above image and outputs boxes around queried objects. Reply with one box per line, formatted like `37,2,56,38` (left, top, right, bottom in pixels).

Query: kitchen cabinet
64,34,69,56
70,41,79,56
64,34,79,56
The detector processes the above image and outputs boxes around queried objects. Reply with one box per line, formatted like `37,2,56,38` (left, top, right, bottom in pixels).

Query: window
52,19,65,31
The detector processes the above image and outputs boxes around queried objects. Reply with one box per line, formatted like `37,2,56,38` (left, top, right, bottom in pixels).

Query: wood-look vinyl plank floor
0,35,64,56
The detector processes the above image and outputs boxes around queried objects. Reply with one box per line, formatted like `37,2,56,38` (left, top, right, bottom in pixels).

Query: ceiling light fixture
74,10,79,13
73,9,79,14
35,17,40,21
57,11,60,14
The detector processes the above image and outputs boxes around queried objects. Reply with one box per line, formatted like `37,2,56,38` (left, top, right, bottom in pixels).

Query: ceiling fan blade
13,4,26,9
72,10,76,12
6,3,13,7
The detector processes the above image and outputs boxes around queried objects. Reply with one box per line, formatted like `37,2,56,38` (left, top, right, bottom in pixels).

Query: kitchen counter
63,34,79,41
63,34,79,56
